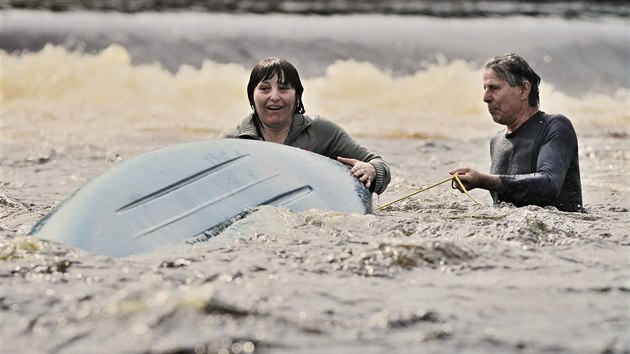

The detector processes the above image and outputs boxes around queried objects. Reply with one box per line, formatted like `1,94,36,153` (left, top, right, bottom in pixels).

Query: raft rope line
375,174,484,211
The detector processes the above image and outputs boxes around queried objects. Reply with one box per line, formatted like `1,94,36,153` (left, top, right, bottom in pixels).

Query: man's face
482,69,526,128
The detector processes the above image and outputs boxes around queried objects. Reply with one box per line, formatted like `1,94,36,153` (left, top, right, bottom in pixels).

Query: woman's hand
337,157,376,189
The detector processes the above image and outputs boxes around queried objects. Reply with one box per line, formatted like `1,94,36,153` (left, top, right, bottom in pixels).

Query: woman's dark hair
247,57,305,114
485,53,541,107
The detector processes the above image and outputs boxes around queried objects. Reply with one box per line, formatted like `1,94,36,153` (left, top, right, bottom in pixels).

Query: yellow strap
452,174,484,206
375,174,484,211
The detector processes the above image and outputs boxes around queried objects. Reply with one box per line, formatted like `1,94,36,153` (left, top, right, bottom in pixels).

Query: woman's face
253,74,297,129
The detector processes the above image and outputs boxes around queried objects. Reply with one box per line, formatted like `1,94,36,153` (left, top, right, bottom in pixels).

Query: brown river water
1,9,628,354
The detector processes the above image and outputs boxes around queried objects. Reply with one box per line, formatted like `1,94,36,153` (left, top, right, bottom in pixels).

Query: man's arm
450,116,578,206
497,117,577,205
449,167,502,191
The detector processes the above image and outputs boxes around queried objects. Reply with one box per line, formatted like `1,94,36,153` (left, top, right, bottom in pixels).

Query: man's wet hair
485,53,541,107
247,57,305,114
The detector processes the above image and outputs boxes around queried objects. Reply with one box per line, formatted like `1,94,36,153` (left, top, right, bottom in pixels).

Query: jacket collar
239,113,313,140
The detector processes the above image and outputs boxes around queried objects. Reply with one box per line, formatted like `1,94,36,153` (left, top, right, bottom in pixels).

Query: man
450,53,583,212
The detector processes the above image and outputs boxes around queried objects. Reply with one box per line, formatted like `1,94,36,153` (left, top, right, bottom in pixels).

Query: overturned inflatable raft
30,139,372,257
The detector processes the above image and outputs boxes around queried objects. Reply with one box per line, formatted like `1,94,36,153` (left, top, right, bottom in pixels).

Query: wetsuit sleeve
498,117,578,205
316,119,391,195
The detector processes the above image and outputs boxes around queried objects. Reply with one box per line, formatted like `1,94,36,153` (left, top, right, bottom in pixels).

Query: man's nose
483,90,492,103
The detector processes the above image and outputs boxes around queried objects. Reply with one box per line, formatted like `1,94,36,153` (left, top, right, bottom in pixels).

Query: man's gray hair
485,53,541,107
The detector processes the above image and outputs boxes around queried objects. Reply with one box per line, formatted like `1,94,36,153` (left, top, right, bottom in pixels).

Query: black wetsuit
489,111,583,212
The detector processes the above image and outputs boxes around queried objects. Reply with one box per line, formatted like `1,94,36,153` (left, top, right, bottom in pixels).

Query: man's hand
449,167,501,192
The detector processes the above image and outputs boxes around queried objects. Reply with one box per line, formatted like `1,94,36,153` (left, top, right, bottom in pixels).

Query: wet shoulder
217,127,238,138
540,113,577,134
308,115,344,134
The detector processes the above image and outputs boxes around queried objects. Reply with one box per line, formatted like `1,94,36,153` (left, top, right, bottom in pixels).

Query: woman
219,57,391,195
